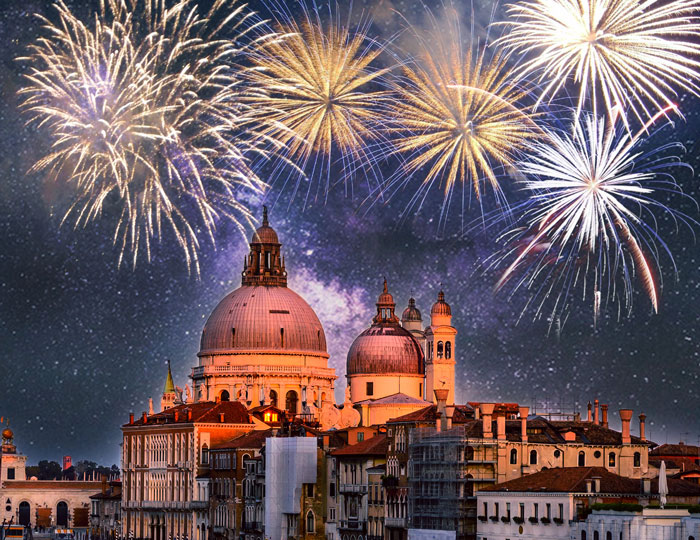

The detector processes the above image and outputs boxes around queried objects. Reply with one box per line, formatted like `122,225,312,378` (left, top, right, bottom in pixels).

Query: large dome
347,325,424,375
200,285,327,355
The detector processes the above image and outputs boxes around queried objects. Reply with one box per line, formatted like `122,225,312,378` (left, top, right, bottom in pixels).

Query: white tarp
408,529,457,540
264,437,317,540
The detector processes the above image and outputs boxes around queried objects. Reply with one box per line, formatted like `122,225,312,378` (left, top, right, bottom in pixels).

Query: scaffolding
408,426,498,540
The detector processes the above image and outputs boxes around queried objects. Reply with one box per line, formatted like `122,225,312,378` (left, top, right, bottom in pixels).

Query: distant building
0,427,100,529
89,478,122,540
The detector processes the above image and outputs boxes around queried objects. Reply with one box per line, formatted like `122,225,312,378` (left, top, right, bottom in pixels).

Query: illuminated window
634,452,641,467
510,449,517,464
608,452,616,467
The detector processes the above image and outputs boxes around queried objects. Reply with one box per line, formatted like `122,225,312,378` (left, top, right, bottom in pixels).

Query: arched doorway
269,390,278,407
57,501,68,527
18,502,30,526
220,390,230,402
285,390,298,414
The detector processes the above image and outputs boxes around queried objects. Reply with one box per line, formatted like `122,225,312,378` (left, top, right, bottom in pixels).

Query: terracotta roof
3,481,101,490
387,404,474,424
356,393,431,406
125,401,252,427
332,434,388,457
468,402,521,416
651,444,700,457
481,467,700,497
212,429,273,450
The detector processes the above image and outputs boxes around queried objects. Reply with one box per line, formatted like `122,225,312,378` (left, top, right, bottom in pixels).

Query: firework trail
244,2,389,205
19,0,271,273
497,0,700,128
380,8,539,225
493,108,695,326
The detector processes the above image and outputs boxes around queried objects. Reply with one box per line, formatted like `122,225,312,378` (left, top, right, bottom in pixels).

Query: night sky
1,0,699,467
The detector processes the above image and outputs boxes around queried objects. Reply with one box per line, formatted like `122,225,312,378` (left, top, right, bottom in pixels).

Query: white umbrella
659,460,668,509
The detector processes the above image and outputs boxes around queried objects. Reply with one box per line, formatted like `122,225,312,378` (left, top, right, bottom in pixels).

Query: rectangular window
329,482,336,498
329,508,335,521
483,502,488,518
494,502,499,518
519,503,525,518
534,503,539,519
506,502,511,519
546,503,551,519
306,483,314,497
357,432,364,442
558,503,564,520
7,468,14,480
366,382,374,396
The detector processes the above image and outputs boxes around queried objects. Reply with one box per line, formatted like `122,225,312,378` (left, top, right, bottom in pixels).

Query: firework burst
245,3,389,203
19,0,270,272
382,12,539,223
493,109,694,326
498,0,700,128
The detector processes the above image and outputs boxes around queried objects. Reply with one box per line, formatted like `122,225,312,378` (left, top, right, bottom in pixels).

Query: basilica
184,207,457,425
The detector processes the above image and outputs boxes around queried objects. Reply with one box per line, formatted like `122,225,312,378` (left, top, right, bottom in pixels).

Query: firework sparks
498,0,700,127
494,110,693,325
382,12,538,222
245,4,388,203
19,0,270,272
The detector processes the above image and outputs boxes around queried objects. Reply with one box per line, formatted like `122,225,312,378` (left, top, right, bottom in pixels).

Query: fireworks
383,14,538,220
19,0,270,272
498,0,700,127
494,110,691,324
245,5,388,202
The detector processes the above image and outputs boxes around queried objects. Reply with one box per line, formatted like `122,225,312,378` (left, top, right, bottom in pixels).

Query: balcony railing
338,520,366,532
339,483,368,494
384,517,407,528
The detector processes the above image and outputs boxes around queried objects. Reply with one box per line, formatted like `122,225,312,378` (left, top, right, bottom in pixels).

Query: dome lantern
242,206,287,287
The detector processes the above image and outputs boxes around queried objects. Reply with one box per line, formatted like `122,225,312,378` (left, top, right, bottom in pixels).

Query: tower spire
164,360,175,394
262,205,269,227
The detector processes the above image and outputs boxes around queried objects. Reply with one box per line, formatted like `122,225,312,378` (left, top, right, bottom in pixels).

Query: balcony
338,520,366,532
384,517,407,528
188,501,208,510
339,483,368,494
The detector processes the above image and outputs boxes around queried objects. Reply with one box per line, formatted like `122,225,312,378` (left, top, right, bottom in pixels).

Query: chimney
518,407,530,442
519,406,529,443
497,415,506,441
639,413,646,441
445,406,455,430
587,402,592,422
129,412,134,425
219,413,225,423
619,409,633,445
142,411,147,423
435,411,442,433
592,476,601,493
435,389,449,431
585,479,592,493
642,478,651,494
481,404,495,439
594,399,600,425
601,404,609,428
101,475,108,495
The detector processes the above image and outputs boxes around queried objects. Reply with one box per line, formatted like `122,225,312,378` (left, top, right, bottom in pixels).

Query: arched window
581,532,587,540
689,536,696,540
578,451,586,466
285,390,298,414
608,452,616,467
437,341,444,358
306,510,315,533
634,452,641,467
510,449,518,465
606,532,612,540
18,502,30,526
220,390,230,402
201,444,209,466
269,389,278,407
594,532,599,540
530,450,538,465
57,501,69,527
445,341,452,359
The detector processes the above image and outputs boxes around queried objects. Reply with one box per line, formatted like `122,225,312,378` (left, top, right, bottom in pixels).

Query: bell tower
425,290,457,404
161,360,177,411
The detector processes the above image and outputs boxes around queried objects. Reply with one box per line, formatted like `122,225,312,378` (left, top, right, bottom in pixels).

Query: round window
594,450,602,458
553,450,561,458
5,505,10,512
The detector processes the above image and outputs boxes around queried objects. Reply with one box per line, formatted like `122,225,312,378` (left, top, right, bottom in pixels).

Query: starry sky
1,0,699,466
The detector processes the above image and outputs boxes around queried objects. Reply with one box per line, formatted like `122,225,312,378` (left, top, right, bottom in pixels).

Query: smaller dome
377,278,394,306
431,291,451,316
2,428,13,440
402,298,422,322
